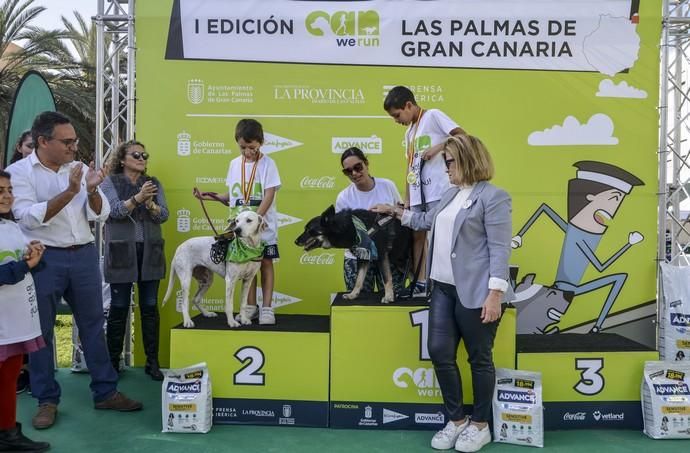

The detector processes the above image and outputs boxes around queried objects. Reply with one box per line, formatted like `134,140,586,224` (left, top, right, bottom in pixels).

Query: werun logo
187,79,204,104
382,408,408,424
262,132,303,155
332,136,382,154
305,9,380,48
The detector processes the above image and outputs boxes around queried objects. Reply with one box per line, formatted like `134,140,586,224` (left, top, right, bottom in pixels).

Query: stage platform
15,369,687,452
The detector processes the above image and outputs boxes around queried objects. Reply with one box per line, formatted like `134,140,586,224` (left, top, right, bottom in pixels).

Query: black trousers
428,281,500,423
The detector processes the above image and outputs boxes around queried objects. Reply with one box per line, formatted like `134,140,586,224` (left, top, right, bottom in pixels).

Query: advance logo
415,412,445,424
305,9,380,48
670,313,690,327
496,390,536,404
653,383,690,395
382,408,408,424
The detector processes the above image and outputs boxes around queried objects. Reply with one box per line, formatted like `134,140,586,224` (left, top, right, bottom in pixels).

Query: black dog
295,205,411,303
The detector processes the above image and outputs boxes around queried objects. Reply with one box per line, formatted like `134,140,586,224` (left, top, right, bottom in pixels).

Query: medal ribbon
241,152,261,205
406,108,425,172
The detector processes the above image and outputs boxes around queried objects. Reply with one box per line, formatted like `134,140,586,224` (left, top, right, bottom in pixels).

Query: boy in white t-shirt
384,86,464,295
195,119,281,325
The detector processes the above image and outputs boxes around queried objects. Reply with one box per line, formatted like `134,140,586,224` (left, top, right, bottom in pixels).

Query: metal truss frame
662,0,690,265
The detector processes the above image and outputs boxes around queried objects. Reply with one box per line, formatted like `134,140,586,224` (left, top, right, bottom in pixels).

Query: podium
329,293,516,429
517,333,657,429
170,313,330,427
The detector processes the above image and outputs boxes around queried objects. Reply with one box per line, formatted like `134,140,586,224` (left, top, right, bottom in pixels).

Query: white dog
162,210,265,328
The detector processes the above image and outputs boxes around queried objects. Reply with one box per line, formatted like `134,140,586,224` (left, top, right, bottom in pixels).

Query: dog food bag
493,368,544,448
642,361,690,439
659,263,690,361
162,362,213,433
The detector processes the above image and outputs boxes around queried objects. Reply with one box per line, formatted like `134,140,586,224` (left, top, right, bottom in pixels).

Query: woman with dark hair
0,169,50,452
373,135,512,452
100,141,169,380
336,146,404,294
9,131,33,165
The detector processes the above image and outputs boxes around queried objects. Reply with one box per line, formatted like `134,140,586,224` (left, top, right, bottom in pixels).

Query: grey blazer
405,181,514,309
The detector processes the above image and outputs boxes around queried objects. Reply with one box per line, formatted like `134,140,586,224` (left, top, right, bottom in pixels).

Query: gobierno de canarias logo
305,9,380,48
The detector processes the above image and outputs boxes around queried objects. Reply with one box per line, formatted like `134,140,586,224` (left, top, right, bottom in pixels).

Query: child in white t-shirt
194,119,281,325
384,86,464,295
0,169,49,451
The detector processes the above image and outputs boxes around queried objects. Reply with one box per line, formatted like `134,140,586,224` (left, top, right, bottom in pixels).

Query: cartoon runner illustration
512,161,644,333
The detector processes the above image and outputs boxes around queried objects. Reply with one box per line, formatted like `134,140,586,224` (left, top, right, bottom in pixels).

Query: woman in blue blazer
373,135,512,452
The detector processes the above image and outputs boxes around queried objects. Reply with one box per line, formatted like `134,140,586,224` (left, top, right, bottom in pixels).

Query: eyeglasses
128,151,149,161
342,162,365,176
444,158,456,169
47,137,79,148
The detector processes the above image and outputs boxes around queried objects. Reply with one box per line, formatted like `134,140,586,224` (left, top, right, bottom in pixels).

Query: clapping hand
138,180,158,202
85,161,105,193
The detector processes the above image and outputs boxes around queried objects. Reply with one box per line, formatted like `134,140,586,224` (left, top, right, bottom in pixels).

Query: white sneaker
259,306,276,325
431,420,469,450
454,423,491,452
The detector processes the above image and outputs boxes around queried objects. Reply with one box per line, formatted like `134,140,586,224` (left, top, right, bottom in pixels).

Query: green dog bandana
226,238,265,263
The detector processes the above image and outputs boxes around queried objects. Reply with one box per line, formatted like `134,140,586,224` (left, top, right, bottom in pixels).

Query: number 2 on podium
234,346,266,385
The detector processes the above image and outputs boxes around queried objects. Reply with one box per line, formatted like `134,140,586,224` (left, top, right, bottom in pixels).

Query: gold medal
407,171,417,185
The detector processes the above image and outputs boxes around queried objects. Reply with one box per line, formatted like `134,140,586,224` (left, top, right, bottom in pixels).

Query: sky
31,0,100,31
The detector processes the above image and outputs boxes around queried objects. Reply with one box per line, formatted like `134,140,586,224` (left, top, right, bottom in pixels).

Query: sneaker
94,391,143,411
431,419,469,450
454,423,491,452
259,307,276,325
32,403,58,430
411,281,427,297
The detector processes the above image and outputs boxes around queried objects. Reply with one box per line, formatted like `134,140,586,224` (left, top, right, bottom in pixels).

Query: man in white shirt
6,111,142,430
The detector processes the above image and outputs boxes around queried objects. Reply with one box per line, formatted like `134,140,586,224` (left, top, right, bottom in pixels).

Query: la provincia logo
332,136,382,154
273,85,365,105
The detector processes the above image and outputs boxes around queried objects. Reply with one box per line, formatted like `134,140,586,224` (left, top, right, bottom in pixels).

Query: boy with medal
195,119,282,324
384,86,464,295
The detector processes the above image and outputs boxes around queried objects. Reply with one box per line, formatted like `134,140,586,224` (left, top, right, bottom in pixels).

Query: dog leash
193,187,228,238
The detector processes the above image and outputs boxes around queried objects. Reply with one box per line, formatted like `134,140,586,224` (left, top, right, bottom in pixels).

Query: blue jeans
429,281,500,423
29,244,118,404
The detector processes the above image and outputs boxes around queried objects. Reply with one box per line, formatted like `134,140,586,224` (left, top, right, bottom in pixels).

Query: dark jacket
102,173,168,283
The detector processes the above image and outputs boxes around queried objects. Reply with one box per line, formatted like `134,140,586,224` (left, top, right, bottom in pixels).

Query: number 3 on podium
233,346,266,386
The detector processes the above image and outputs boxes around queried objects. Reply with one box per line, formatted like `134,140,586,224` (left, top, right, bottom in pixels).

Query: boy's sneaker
454,423,491,452
259,307,276,325
431,419,469,450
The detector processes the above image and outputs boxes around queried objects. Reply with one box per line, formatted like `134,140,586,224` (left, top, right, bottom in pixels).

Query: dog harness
351,215,378,261
226,238,266,263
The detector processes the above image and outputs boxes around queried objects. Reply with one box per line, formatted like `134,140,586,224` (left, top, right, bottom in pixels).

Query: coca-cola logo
300,176,336,189
300,253,336,265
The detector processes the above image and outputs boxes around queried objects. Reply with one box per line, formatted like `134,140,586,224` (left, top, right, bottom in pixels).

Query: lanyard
241,153,261,205
406,108,425,170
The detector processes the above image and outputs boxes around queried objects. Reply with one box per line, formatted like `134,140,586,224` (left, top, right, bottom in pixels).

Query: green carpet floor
15,369,688,452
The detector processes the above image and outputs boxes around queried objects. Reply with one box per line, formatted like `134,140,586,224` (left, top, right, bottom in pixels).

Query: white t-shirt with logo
0,219,41,346
405,108,460,207
335,177,402,259
226,154,281,245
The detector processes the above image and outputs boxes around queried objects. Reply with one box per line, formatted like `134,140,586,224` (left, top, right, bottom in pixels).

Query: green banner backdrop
136,0,660,367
